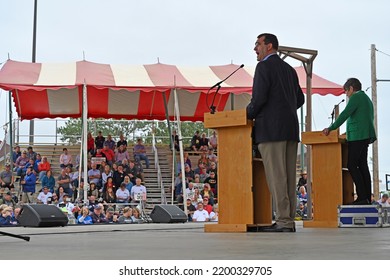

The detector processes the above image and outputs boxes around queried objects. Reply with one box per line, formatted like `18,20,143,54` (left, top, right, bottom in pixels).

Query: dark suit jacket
247,54,304,144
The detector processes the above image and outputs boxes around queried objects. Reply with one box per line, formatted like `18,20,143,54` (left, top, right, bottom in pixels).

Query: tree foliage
56,118,208,147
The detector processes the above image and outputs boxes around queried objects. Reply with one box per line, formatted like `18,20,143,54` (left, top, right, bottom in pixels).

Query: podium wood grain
204,109,272,232
302,130,354,228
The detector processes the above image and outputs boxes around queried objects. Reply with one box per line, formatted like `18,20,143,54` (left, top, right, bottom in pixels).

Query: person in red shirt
202,196,213,214
38,156,51,181
87,132,95,155
102,144,115,166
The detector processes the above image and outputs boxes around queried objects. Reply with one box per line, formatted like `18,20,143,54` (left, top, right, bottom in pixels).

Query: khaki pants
258,141,298,228
22,192,35,204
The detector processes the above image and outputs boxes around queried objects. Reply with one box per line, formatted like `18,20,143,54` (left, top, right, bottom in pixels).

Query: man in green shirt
323,78,376,205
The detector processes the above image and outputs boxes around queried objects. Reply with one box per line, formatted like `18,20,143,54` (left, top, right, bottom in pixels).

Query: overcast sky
0,0,389,185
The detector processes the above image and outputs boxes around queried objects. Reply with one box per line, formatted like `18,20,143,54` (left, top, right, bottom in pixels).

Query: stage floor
0,221,389,260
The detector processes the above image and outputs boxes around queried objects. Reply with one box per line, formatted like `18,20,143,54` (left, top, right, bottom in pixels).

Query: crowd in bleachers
0,131,153,226
0,129,223,226
173,129,219,222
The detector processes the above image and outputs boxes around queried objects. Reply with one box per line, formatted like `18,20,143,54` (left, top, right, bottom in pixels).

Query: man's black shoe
259,224,294,232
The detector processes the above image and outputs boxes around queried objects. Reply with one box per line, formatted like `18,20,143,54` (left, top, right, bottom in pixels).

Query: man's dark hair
258,33,279,50
344,78,362,91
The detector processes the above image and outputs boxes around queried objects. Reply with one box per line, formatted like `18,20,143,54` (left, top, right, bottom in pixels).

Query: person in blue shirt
0,206,18,226
21,167,36,203
77,206,93,224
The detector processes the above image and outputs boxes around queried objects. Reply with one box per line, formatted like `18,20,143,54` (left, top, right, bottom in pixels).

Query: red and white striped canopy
0,60,343,121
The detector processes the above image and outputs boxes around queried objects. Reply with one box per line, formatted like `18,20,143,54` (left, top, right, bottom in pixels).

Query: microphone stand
330,99,345,125
0,230,30,242
209,84,221,114
209,64,244,114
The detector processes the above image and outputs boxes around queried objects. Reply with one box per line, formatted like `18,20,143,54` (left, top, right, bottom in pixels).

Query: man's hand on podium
322,128,330,136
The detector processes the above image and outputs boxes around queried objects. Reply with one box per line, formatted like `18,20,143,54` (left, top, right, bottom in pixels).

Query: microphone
209,64,245,114
330,99,345,124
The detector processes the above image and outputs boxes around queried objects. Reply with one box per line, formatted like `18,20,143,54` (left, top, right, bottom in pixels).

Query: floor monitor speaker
19,204,68,227
150,204,187,223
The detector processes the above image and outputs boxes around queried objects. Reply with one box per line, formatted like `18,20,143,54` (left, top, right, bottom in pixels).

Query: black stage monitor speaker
19,204,68,227
150,204,187,223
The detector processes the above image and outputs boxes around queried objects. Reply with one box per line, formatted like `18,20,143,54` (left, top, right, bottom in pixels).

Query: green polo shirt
328,90,376,142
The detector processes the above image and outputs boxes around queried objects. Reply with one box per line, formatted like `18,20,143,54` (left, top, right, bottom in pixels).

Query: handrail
152,132,167,205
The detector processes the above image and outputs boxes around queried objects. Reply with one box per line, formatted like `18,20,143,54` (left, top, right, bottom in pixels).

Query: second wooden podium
203,109,272,232
302,130,354,228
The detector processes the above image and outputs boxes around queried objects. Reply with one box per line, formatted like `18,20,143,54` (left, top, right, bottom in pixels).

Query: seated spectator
49,193,59,205
57,186,67,203
118,206,135,224
89,204,107,224
192,187,203,207
24,158,38,178
132,207,143,223
37,156,51,181
113,164,127,189
105,207,118,223
104,134,116,151
59,193,75,214
101,165,113,187
190,130,201,151
88,182,99,199
77,206,93,224
0,206,18,226
297,170,307,191
88,163,102,189
199,133,209,152
104,176,115,194
204,172,217,197
0,164,15,190
103,185,116,204
12,145,21,165
21,167,36,203
0,191,17,208
198,152,209,167
60,148,73,169
297,185,308,205
123,175,133,194
209,130,218,150
207,148,218,163
184,198,196,221
377,193,390,206
127,160,144,184
117,133,128,150
171,130,180,152
116,182,130,204
210,204,219,222
192,202,210,222
185,182,196,201
26,146,37,161
201,184,214,205
115,144,130,164
202,196,213,214
208,161,218,176
131,178,147,203
36,186,53,204
183,152,192,169
58,169,72,196
184,163,195,182
15,150,30,179
87,132,95,155
133,138,150,169
95,131,105,150
102,144,115,166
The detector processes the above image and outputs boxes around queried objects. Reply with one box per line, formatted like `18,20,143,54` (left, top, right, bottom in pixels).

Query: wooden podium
302,130,354,228
203,109,272,232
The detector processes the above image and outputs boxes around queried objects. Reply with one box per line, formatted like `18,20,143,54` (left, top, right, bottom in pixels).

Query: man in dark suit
247,33,305,232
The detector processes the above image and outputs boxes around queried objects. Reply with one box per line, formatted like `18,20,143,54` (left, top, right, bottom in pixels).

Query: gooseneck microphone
330,99,345,124
208,64,245,114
